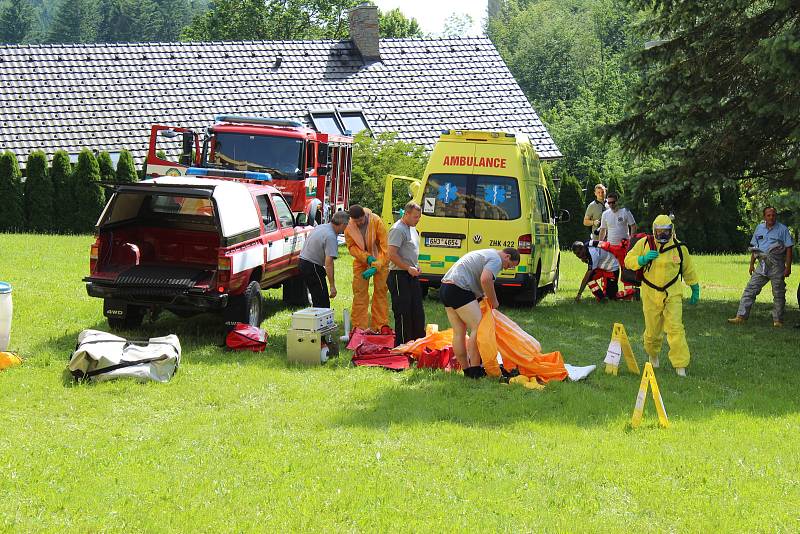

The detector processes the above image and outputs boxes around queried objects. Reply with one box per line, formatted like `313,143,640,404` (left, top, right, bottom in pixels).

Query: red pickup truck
84,175,312,329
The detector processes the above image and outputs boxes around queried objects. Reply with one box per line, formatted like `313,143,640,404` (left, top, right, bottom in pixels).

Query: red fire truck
144,115,353,223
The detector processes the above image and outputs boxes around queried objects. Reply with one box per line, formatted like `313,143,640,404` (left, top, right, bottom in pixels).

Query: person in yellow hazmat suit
624,214,700,377
344,205,389,331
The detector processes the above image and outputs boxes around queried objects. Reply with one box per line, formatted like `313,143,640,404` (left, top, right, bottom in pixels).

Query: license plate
425,237,461,248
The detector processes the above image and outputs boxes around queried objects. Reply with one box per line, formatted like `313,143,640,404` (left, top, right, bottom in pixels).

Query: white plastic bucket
0,282,12,352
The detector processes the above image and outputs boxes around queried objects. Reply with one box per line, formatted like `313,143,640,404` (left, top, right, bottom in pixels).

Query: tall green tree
24,150,54,232
73,149,105,233
50,150,73,233
46,0,97,43
350,131,427,213
611,0,800,191
115,150,138,183
97,151,115,182
0,0,35,43
96,0,160,42
0,151,25,232
557,175,585,248
181,0,363,41
379,7,422,38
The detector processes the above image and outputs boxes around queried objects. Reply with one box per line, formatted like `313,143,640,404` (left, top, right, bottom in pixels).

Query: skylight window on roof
309,112,343,135
340,111,369,134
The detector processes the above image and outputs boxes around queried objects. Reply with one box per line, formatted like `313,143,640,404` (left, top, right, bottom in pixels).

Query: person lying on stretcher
572,241,623,302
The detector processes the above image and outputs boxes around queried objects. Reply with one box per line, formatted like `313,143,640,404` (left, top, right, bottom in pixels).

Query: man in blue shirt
728,207,794,327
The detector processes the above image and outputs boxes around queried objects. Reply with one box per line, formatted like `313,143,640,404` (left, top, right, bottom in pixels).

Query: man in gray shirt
439,247,520,378
299,210,349,308
387,201,425,345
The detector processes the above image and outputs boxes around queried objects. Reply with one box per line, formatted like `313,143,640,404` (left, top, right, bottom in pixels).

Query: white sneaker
676,367,686,377
649,356,659,368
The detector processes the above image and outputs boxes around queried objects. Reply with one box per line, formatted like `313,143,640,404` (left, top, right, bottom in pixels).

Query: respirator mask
654,224,673,244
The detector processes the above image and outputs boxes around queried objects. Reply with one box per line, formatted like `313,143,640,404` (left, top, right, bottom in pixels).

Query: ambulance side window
535,186,550,223
256,194,278,233
544,188,556,224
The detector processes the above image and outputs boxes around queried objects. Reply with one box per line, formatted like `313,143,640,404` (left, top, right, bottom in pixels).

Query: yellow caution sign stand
603,323,640,375
631,361,669,428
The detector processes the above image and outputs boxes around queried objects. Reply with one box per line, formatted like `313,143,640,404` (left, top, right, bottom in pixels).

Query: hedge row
0,149,138,234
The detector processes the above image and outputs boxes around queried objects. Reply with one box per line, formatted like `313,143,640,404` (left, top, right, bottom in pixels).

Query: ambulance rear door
416,146,475,276
467,143,524,283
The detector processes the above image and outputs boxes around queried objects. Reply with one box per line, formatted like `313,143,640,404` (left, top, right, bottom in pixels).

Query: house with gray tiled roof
0,5,559,168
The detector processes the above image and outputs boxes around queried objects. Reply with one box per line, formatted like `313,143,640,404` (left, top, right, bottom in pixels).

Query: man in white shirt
599,192,637,245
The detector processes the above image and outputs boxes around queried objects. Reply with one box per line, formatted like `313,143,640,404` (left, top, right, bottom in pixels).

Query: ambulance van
382,130,567,306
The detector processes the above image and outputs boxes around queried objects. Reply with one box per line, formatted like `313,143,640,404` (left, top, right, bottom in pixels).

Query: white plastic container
290,307,335,332
0,282,12,352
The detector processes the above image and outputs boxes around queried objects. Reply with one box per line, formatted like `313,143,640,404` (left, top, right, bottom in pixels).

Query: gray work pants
736,256,787,321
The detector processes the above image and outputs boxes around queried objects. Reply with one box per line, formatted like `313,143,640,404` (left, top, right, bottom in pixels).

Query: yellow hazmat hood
652,214,676,245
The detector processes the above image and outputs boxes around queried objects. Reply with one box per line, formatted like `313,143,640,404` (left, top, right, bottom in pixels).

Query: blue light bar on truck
185,167,272,181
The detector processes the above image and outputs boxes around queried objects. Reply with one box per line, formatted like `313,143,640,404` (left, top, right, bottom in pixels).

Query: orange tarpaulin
393,325,453,360
394,304,567,383
476,301,568,382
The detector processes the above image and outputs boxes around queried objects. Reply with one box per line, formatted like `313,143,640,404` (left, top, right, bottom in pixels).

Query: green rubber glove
638,250,659,266
362,267,377,280
689,284,700,305
366,255,377,266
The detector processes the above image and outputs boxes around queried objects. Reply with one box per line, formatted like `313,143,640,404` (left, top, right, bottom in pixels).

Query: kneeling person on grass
439,247,520,378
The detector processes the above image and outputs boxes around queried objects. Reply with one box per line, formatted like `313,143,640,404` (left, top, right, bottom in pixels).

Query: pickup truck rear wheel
107,305,146,330
226,281,264,328
243,281,263,326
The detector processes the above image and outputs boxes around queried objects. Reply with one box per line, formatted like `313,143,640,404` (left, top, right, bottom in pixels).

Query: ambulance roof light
505,133,516,138
454,130,463,136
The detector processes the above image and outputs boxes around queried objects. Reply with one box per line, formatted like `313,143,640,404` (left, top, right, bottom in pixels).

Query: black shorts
439,283,476,309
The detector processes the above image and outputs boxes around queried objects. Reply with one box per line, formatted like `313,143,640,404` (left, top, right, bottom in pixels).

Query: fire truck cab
145,115,353,223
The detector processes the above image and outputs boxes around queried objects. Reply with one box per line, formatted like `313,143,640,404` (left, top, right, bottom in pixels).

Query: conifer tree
0,0,34,44
0,152,25,232
46,0,97,43
24,150,54,233
115,150,138,183
606,175,623,200
73,149,105,233
97,151,115,184
50,150,73,233
557,175,585,248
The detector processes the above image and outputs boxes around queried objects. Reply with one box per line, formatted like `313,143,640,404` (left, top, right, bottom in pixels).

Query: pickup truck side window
256,194,278,233
272,194,295,228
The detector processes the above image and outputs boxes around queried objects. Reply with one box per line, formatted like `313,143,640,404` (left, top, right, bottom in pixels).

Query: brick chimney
349,3,380,61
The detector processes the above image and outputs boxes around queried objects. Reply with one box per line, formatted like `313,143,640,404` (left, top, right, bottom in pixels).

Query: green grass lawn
1,233,799,532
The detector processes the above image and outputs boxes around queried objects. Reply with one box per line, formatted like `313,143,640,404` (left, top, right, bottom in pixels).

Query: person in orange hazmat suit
345,204,389,331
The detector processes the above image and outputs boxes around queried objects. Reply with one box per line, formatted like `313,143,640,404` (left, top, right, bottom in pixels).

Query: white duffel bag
68,329,181,383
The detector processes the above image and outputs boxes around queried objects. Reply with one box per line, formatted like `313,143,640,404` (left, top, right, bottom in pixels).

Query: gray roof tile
0,37,560,165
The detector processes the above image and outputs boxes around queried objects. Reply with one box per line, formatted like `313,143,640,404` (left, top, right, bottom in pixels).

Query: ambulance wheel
514,268,540,307
551,258,560,294
420,285,429,299
106,304,145,330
